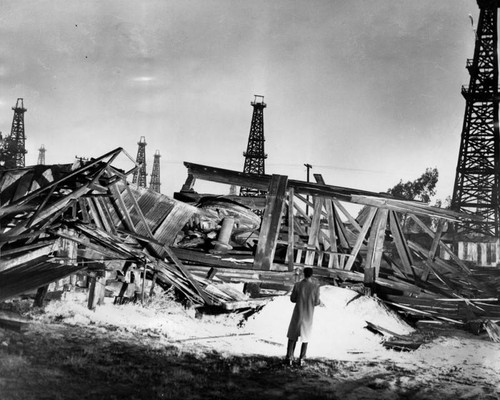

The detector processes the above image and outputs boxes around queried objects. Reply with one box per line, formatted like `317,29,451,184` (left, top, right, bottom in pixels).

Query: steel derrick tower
0,98,27,169
240,95,267,197
452,0,500,236
37,145,46,165
149,150,161,193
132,136,148,188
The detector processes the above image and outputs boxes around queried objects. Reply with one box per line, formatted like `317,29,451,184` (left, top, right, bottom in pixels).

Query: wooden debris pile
0,148,254,309
172,162,500,330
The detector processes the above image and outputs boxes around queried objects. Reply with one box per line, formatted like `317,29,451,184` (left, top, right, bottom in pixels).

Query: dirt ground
1,320,499,400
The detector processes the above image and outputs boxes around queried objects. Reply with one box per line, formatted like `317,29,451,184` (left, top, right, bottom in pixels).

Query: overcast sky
0,0,478,201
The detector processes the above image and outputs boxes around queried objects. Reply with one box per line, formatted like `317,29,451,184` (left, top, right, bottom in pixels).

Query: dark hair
303,267,313,278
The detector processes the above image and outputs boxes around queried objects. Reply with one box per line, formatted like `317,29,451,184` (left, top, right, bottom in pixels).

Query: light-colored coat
287,278,320,341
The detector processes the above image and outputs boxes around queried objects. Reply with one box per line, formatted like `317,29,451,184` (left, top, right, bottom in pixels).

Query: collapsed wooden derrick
2,151,500,329
174,162,500,324
0,148,245,308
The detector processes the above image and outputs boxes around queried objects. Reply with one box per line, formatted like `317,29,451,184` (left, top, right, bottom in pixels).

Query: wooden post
253,174,288,270
287,187,295,271
87,272,99,310
304,197,324,266
141,263,147,305
364,208,389,295
149,271,157,297
34,285,49,308
325,199,339,268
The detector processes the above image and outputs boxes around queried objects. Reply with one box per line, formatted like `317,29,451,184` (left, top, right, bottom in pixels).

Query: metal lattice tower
240,95,267,197
37,145,46,165
149,150,161,193
132,136,148,188
0,99,27,169
452,0,500,237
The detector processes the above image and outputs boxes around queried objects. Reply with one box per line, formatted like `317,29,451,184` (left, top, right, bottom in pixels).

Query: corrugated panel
109,181,198,247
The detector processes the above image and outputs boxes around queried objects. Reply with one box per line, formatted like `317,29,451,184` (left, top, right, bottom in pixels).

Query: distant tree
387,168,439,233
387,168,439,203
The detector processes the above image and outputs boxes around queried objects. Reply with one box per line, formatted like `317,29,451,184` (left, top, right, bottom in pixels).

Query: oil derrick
132,136,148,188
240,95,267,197
0,98,27,169
149,150,161,193
37,145,46,165
452,0,500,237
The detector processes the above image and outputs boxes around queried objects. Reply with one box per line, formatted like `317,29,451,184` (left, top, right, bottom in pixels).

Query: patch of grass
0,354,28,371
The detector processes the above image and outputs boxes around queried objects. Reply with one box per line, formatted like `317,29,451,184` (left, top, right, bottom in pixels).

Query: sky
0,0,478,201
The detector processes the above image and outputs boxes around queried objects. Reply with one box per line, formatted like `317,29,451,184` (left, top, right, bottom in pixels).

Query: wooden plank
324,200,339,268
0,244,54,272
162,245,213,305
388,211,413,278
108,181,136,231
408,214,470,274
344,207,377,271
184,162,408,203
364,208,389,284
333,199,362,233
2,184,92,240
1,148,123,213
86,197,105,229
254,175,288,271
287,187,295,271
95,197,118,235
305,197,324,266
314,174,345,262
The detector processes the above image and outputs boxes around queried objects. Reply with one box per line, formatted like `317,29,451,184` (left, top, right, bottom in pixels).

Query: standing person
285,267,321,367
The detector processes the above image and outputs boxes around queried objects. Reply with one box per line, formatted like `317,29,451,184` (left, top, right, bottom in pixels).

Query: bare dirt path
1,322,498,400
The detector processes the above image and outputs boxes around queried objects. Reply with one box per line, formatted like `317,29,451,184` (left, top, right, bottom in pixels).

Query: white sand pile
39,285,414,361
241,285,414,359
40,292,237,341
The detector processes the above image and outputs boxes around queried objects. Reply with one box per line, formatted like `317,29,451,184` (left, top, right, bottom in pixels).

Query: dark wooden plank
253,175,288,271
287,187,295,271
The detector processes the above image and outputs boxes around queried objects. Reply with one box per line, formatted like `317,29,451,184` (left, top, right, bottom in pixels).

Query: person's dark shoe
296,358,305,367
284,357,293,367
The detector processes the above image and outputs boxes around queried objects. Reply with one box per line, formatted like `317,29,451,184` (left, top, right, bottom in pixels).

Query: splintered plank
253,175,288,271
